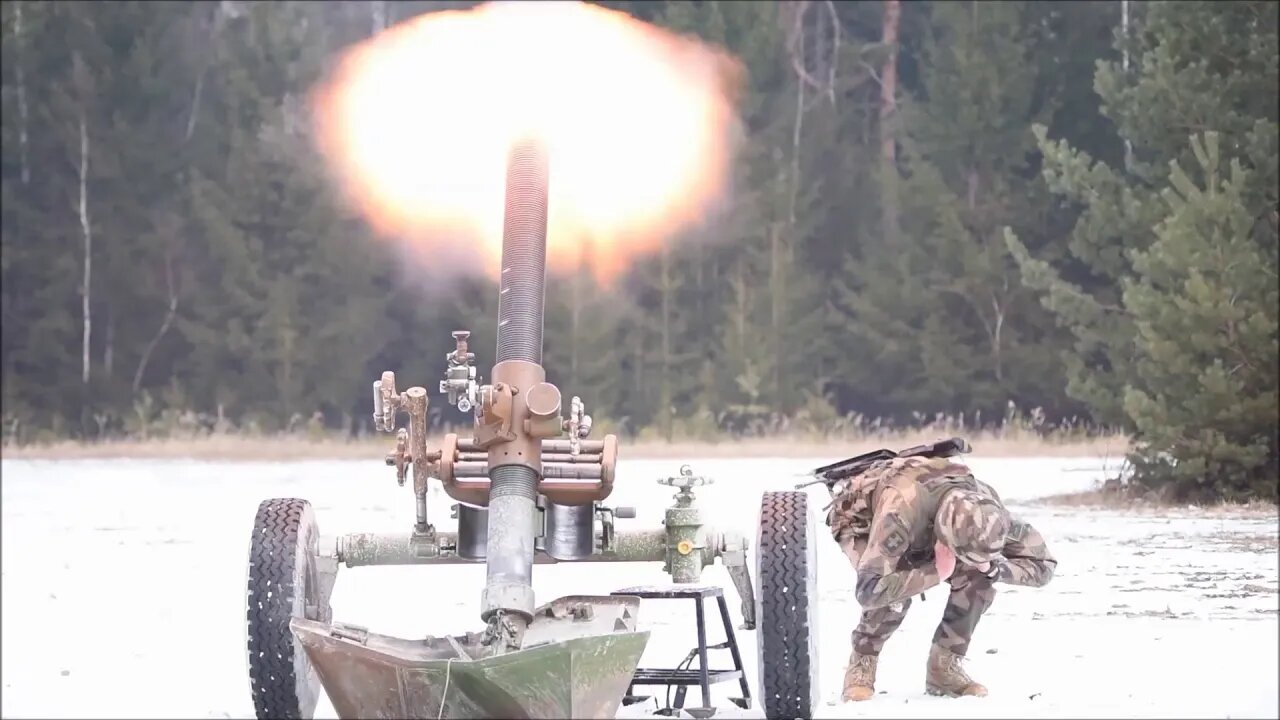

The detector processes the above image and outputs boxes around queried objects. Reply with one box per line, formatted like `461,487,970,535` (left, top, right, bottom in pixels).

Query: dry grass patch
0,428,1130,462
1037,486,1280,519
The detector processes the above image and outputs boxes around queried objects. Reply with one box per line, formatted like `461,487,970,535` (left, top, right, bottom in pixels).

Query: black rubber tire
246,498,324,720
755,490,820,720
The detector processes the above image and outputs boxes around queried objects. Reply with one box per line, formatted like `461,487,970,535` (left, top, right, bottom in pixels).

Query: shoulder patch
879,512,910,556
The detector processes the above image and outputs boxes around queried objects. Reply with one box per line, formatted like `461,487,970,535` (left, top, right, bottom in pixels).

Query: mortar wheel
246,498,328,720
754,490,819,720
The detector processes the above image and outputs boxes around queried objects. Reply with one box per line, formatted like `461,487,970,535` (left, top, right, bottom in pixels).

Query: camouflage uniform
825,455,1056,699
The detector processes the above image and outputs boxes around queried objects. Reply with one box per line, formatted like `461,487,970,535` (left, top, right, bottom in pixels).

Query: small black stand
612,585,752,718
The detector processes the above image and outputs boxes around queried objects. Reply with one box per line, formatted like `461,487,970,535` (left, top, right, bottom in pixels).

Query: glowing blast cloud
311,0,744,284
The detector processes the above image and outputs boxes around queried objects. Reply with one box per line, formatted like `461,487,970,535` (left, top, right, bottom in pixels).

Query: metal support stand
612,585,751,718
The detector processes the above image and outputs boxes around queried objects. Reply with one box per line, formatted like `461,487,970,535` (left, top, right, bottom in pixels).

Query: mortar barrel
482,138,552,625
495,139,550,365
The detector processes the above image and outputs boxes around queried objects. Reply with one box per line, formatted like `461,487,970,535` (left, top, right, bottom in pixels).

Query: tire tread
246,497,310,720
757,490,815,719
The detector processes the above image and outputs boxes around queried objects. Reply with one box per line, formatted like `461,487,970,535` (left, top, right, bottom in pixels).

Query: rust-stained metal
478,360,546,467
457,438,606,454
458,452,602,464
405,387,435,534
436,433,485,507
473,379,519,449
455,461,601,479
385,428,409,486
438,434,618,507
525,381,563,439
373,370,400,432
563,395,591,455
596,432,618,503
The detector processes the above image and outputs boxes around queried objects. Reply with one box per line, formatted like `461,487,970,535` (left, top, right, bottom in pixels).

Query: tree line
1,1,1275,501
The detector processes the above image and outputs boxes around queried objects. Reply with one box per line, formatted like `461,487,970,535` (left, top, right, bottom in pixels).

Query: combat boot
841,653,878,702
925,645,987,697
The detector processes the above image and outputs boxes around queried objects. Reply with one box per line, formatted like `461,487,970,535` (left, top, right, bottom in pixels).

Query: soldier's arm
993,519,1056,587
854,488,944,609
838,535,869,567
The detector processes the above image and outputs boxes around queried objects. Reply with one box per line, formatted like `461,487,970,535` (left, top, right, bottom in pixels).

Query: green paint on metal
297,624,650,719
607,529,666,562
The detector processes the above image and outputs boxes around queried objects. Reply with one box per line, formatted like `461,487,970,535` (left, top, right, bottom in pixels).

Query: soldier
824,454,1057,702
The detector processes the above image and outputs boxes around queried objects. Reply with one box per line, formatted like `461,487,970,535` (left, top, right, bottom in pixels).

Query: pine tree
1121,132,1278,501
1006,0,1279,499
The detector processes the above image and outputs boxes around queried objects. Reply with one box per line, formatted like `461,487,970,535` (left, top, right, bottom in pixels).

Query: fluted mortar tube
481,139,550,629
495,140,549,364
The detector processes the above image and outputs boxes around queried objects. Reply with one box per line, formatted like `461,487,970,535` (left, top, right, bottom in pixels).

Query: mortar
242,140,821,720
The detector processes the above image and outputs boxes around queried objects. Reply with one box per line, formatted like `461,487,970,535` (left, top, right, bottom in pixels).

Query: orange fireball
311,0,743,284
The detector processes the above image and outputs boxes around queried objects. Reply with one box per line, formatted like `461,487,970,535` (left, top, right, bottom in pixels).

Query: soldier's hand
933,541,956,580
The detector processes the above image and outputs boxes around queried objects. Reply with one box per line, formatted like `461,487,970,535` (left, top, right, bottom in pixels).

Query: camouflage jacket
824,456,1057,610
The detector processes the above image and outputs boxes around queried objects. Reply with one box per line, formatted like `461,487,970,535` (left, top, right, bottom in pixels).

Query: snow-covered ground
2,454,1276,719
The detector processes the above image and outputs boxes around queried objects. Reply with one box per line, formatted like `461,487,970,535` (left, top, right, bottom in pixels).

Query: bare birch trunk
880,0,901,245
769,221,783,408
659,244,673,441
185,68,208,143
186,3,231,143
788,25,806,230
774,50,807,409
990,291,1006,382
133,250,179,393
1121,0,1134,171
78,111,93,386
734,260,748,357
139,5,218,392
15,1,31,184
104,311,114,377
632,324,644,430
569,244,583,390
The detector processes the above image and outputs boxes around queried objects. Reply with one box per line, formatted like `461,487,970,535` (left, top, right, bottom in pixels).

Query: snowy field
2,454,1276,719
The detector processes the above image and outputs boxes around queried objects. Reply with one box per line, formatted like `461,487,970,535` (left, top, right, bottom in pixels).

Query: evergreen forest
1,0,1276,501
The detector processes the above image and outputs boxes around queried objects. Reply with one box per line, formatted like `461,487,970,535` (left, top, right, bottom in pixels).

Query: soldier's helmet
936,489,1011,565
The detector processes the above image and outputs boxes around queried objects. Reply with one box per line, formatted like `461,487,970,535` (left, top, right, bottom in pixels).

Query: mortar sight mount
243,141,821,720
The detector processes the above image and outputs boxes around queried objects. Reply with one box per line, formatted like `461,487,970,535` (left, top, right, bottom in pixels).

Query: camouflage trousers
840,540,996,658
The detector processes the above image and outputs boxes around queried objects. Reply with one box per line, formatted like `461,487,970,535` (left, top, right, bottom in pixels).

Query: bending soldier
825,454,1056,701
